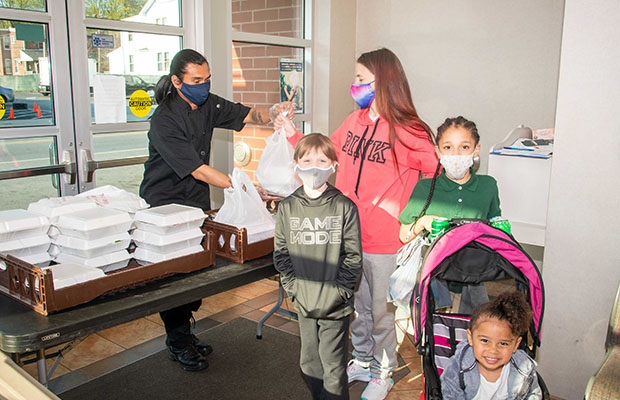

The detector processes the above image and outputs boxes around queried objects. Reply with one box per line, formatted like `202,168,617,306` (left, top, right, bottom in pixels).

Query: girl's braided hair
470,291,532,337
436,116,480,145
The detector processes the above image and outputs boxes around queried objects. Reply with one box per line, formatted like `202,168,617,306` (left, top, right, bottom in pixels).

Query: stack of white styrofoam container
0,209,52,267
28,196,99,239
51,208,133,273
132,204,206,265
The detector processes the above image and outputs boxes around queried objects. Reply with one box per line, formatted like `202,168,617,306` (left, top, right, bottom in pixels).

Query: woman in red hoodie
277,48,437,400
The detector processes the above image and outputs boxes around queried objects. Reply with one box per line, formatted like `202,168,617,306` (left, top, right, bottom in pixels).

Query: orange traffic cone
9,106,15,119
36,105,42,117
33,102,38,113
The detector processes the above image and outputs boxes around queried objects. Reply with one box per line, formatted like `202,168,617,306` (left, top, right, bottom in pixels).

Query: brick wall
231,0,302,181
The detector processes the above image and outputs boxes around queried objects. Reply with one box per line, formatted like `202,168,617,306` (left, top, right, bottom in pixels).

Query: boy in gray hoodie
274,133,362,400
440,291,542,399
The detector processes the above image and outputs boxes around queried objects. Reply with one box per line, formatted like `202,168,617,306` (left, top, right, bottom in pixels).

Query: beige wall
353,1,620,397
355,0,564,173
310,0,357,137
537,0,620,397
326,1,357,135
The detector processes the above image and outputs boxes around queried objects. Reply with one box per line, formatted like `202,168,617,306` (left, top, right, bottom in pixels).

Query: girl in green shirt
398,116,501,311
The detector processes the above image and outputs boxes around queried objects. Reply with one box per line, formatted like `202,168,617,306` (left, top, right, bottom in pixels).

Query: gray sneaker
361,377,394,400
346,359,371,383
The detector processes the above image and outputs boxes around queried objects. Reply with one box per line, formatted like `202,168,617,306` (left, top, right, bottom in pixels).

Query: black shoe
192,334,213,357
168,344,208,372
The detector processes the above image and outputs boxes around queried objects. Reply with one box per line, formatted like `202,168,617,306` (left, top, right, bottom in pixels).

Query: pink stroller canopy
414,222,544,343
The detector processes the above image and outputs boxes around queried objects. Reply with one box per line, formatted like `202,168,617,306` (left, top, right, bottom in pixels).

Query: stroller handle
449,218,490,226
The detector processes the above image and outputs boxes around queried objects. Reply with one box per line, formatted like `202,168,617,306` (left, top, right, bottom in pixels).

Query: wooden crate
0,232,216,315
202,211,273,263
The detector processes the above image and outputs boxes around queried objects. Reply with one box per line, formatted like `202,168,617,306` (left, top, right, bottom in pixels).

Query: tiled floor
17,276,423,399
17,277,561,399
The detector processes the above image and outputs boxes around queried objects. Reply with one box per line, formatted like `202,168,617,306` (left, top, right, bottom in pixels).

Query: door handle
49,143,59,189
80,149,147,183
0,149,76,183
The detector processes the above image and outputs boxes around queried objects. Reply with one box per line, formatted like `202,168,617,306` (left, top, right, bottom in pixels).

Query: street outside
1,91,150,210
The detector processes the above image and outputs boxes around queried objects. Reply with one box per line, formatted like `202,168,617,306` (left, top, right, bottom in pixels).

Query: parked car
0,86,15,103
88,75,156,98
38,83,50,96
123,75,155,98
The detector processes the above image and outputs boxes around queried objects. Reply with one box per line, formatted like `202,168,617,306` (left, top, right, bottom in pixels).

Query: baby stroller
409,219,549,399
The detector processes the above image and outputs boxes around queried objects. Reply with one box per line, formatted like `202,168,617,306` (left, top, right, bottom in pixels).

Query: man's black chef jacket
139,93,251,210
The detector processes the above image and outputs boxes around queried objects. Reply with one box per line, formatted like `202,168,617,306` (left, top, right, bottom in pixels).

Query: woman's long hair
357,48,435,167
154,49,208,108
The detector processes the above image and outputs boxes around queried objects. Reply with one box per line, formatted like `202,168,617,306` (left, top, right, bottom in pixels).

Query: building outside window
163,51,169,71
157,52,163,71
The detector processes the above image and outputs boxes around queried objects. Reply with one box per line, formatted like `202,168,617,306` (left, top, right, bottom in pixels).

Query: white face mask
294,165,335,189
439,153,474,180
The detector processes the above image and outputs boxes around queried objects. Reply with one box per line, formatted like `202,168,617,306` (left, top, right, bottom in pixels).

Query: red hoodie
290,109,438,253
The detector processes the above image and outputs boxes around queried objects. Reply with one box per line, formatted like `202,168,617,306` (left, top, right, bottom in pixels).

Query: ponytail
155,74,176,108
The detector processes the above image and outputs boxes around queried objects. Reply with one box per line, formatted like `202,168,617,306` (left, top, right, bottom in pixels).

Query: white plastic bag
387,235,428,313
214,168,275,243
255,130,301,197
388,235,428,344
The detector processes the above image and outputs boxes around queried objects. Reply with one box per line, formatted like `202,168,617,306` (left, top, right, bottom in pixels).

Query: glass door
0,0,195,211
0,2,77,209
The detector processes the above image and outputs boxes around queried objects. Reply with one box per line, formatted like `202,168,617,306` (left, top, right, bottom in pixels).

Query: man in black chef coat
140,49,292,372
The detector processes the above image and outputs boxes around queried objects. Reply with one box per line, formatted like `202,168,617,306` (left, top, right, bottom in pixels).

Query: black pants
160,299,202,349
298,314,350,400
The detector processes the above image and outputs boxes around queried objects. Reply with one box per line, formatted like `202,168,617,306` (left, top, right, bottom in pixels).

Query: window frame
229,1,313,127
0,1,319,209
64,0,197,192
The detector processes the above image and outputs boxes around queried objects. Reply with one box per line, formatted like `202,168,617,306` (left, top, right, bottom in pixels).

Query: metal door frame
0,0,197,196
0,3,78,193
66,0,196,193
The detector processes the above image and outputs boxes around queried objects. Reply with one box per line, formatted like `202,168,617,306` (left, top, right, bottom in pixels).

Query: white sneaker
346,359,371,383
361,377,394,400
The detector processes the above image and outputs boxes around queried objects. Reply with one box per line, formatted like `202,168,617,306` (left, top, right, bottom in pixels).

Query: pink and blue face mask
350,81,375,109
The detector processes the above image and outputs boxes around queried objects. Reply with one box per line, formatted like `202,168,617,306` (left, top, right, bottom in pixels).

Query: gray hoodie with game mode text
273,184,362,320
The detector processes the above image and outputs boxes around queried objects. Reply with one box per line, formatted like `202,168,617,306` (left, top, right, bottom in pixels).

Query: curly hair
469,291,532,337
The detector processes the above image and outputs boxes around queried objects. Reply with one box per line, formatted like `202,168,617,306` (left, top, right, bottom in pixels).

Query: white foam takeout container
133,204,206,235
19,251,53,268
54,249,131,273
0,209,50,241
0,233,51,258
27,197,98,223
55,208,132,240
133,245,204,266
131,227,204,254
41,263,106,290
52,232,131,259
